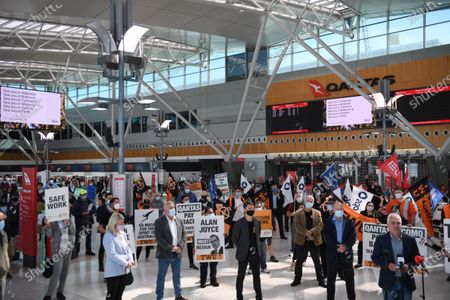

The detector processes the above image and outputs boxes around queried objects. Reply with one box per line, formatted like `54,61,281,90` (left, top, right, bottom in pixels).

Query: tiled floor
8,230,450,300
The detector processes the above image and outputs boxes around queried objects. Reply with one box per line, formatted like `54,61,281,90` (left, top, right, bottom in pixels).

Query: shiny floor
8,229,450,300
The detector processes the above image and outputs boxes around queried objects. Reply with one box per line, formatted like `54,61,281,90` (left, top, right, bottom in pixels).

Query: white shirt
166,215,178,247
233,197,244,222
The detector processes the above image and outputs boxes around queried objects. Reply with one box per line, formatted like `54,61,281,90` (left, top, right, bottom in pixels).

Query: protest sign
176,203,203,243
349,186,374,213
123,224,137,268
134,209,158,246
254,210,272,238
444,219,450,274
194,215,225,263
45,187,69,222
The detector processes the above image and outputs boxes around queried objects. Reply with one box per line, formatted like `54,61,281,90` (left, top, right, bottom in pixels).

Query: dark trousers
236,254,262,300
75,223,92,254
320,242,327,276
99,233,105,268
294,242,324,283
136,246,151,260
272,210,286,238
327,262,355,300
187,242,194,265
200,262,218,285
284,213,290,231
227,221,236,247
357,241,363,265
105,274,127,300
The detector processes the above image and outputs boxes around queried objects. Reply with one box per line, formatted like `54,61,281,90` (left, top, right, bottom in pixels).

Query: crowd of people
0,173,449,299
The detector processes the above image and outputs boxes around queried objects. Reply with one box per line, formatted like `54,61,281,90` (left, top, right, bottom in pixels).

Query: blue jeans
259,238,267,270
383,278,412,300
156,254,182,300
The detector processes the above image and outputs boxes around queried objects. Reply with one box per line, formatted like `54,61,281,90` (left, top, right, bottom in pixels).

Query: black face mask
246,210,255,217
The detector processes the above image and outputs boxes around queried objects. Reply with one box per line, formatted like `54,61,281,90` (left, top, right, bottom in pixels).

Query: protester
323,201,356,300
42,215,75,300
287,192,304,271
233,201,263,300
103,213,135,300
96,192,112,272
385,187,416,226
355,201,379,268
0,212,9,299
199,191,212,212
372,213,420,300
199,207,220,288
155,201,188,300
226,188,245,249
269,184,287,239
176,185,197,204
5,193,19,261
72,189,96,258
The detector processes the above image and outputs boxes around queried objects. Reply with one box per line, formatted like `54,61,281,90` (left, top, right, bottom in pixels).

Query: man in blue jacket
372,213,420,300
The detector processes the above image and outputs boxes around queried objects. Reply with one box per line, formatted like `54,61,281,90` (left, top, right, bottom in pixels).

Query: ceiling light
144,106,160,111
91,103,108,111
78,97,98,105
138,98,156,104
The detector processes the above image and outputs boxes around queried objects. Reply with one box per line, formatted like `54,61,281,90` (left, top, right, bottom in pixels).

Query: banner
297,176,305,193
240,174,252,194
209,176,217,206
321,164,338,190
214,172,230,199
281,176,294,207
379,153,402,187
403,164,410,190
123,225,137,267
410,178,434,237
193,216,225,263
343,204,377,241
349,186,374,213
344,178,352,203
20,167,38,268
444,219,450,274
176,203,203,243
430,181,445,210
45,187,70,222
254,210,273,238
134,209,158,246
333,188,342,200
362,223,427,269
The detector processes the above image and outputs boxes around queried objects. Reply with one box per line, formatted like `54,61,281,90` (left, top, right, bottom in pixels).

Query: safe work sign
45,187,70,222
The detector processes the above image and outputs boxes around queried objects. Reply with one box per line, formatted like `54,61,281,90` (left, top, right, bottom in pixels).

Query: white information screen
325,95,373,127
0,86,62,126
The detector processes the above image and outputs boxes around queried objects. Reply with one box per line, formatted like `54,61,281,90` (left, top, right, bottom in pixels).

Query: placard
254,210,272,238
176,203,202,243
444,219,450,274
123,224,137,268
134,209,158,246
214,172,230,199
44,187,70,222
362,222,427,268
194,216,225,263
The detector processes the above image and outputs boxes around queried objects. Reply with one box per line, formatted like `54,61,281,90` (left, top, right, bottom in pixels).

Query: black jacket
232,217,261,262
371,232,420,291
323,216,356,264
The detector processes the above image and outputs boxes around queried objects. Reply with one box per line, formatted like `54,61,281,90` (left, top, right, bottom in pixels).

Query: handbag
124,269,134,286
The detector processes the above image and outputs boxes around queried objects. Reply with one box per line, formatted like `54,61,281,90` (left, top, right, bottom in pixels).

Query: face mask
184,189,190,194
296,197,303,203
208,213,215,217
155,197,161,201
255,187,261,192
327,204,334,212
113,203,120,210
117,225,124,232
315,192,321,197
246,209,255,217
305,202,313,209
235,192,241,198
272,188,278,193
395,192,403,200
0,221,4,231
38,189,44,195
334,210,344,218
367,206,374,212
168,208,176,217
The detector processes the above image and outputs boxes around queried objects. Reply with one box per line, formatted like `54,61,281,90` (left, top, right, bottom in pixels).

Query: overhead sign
307,80,330,97
176,203,203,243
325,95,373,127
134,209,158,246
362,223,427,269
193,215,225,263
45,187,70,222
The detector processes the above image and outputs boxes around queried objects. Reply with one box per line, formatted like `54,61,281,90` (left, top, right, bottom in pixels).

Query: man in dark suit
372,213,420,300
209,234,223,255
232,201,263,300
269,184,287,239
155,200,188,300
323,201,356,300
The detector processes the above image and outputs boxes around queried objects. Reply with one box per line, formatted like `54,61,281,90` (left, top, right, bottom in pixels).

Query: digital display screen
0,86,65,130
325,96,373,127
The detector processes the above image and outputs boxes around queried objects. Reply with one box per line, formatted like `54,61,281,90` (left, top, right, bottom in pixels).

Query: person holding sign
103,213,135,300
155,201,188,300
199,207,220,288
385,187,417,226
226,188,246,249
371,213,420,300
233,201,263,300
72,189,96,258
291,195,326,288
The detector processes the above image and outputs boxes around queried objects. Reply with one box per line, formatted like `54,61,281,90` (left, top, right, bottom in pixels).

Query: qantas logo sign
307,80,330,97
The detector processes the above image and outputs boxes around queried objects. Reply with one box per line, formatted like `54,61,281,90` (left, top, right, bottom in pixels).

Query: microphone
414,255,429,274
397,254,405,273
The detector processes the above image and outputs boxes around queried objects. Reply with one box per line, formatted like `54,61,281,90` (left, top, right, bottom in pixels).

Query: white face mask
296,197,303,203
113,203,120,210
395,192,403,200
366,206,374,212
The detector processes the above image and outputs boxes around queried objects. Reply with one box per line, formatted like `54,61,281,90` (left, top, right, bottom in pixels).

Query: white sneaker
261,268,270,274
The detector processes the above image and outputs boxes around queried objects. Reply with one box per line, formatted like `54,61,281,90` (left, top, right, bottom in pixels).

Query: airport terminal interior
1,0,450,299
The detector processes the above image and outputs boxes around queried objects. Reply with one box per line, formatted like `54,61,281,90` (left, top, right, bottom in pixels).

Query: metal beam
0,129,35,161
141,81,227,159
17,130,41,163
438,136,450,157
228,13,268,161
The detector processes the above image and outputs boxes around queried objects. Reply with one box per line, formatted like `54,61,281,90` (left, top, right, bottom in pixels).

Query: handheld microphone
414,255,429,274
397,254,405,273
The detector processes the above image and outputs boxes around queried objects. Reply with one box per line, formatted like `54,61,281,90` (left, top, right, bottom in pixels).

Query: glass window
426,21,450,47
269,44,291,74
93,122,102,135
318,44,342,66
344,40,358,61
170,75,184,90
165,113,176,130
131,117,141,133
85,123,93,137
319,32,343,45
426,8,450,25
360,22,387,39
359,35,387,59
209,68,225,85
142,116,148,133
389,14,423,33
362,15,387,26
177,111,190,129
227,39,246,56
226,52,247,81
293,50,317,71
247,48,268,77
389,28,423,54
185,65,200,89
190,110,197,127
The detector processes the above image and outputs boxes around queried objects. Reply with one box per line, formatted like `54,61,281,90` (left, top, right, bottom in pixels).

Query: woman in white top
103,213,134,300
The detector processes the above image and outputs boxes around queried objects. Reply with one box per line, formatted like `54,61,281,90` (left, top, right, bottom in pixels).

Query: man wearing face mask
385,187,417,226
291,195,326,288
323,201,356,300
269,184,287,240
199,191,212,212
287,192,304,270
233,201,263,300
155,201,188,300
198,207,220,288
226,188,245,249
72,189,96,258
176,185,198,204
5,194,20,261
96,192,111,272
